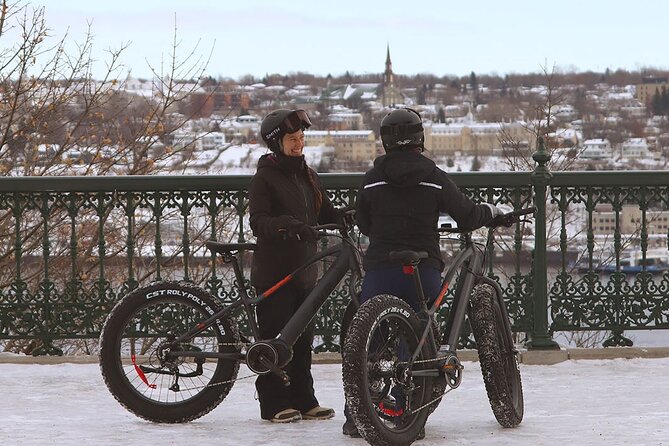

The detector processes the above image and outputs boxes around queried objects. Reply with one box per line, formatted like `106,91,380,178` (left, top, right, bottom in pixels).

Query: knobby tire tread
342,295,432,446
469,284,524,428
99,281,241,423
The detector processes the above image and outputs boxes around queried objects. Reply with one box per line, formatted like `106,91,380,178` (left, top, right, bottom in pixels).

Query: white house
170,130,226,151
620,138,651,159
580,138,612,160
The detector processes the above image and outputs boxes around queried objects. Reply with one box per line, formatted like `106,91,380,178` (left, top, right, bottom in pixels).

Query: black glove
486,214,515,228
270,215,299,238
484,204,511,228
286,220,319,242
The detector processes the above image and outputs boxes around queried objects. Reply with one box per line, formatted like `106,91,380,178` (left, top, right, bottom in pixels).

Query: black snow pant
255,282,319,420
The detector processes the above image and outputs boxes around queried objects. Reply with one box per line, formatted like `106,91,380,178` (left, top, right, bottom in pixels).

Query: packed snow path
1,359,667,445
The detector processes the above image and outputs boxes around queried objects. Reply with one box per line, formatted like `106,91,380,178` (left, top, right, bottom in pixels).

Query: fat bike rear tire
343,295,435,446
99,281,241,423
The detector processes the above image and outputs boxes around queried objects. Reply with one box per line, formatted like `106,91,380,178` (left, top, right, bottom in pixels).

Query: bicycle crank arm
257,354,291,386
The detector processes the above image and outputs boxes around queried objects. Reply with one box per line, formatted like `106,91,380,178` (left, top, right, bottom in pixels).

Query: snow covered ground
2,358,668,446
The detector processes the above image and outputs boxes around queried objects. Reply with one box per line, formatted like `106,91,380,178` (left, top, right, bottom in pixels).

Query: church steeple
384,43,394,88
383,44,400,107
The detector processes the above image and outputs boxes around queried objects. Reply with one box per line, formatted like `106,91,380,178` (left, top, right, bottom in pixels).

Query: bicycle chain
397,354,460,415
398,354,456,365
181,373,258,392
154,347,455,397
407,386,454,415
140,340,254,393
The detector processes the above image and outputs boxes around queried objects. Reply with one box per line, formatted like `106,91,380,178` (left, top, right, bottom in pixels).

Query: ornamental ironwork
2,168,667,355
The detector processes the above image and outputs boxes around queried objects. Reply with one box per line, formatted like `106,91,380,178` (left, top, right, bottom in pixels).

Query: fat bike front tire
469,284,524,427
343,295,435,446
99,281,241,423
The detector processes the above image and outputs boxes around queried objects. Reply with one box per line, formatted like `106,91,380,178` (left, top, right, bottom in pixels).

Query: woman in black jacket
249,109,339,423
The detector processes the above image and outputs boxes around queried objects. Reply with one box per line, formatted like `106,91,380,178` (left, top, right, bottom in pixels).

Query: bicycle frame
165,228,362,362
272,238,360,347
410,228,514,365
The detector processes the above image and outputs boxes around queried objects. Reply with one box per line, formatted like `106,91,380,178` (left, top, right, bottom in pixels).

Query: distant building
580,138,612,160
170,130,226,151
620,138,651,159
304,130,376,162
592,204,669,238
320,83,379,105
636,76,669,105
327,111,364,130
382,45,403,107
423,119,534,156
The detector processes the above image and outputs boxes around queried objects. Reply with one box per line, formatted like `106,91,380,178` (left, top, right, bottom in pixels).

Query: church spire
382,43,399,107
384,43,393,86
385,44,392,70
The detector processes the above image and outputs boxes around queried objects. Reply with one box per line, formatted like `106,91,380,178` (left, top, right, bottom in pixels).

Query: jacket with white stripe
355,150,493,271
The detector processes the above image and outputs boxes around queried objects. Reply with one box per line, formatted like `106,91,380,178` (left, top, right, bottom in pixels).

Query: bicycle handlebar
438,206,536,234
507,207,536,217
313,223,342,231
312,209,356,235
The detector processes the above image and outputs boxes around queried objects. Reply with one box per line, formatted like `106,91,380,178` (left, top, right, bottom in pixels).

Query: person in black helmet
342,108,504,437
249,108,340,424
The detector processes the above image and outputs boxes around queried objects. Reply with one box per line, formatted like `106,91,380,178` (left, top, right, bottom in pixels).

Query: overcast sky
20,0,669,81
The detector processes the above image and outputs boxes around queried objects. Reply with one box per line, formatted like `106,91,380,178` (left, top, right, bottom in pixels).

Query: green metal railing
0,142,668,354
548,171,669,347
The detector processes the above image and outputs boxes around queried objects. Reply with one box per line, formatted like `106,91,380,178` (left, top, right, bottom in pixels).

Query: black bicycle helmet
260,109,312,152
380,108,424,152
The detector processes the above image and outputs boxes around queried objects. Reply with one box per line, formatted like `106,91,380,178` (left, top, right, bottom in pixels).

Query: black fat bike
99,218,362,423
342,207,534,445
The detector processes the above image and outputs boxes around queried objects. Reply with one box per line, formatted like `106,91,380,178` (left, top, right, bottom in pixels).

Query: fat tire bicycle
342,207,534,445
98,217,362,423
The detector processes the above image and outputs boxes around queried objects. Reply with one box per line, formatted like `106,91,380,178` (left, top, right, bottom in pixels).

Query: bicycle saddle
388,250,429,264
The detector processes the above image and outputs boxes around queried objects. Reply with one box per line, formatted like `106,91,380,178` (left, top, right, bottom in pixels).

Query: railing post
526,137,560,350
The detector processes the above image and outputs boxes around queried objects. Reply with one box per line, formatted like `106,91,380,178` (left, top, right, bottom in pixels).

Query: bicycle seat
388,250,429,264
205,241,257,254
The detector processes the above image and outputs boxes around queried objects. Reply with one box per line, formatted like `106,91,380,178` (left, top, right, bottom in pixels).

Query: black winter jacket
356,151,493,271
249,153,339,291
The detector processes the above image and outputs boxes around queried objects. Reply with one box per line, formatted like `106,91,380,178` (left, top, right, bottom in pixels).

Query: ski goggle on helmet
261,109,312,151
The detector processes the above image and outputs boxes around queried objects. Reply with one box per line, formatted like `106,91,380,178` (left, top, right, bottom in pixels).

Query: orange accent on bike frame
433,281,450,308
262,274,293,298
